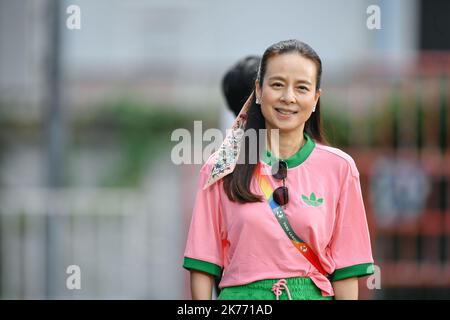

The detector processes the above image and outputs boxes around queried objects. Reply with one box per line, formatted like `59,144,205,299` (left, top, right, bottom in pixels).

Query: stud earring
312,105,316,112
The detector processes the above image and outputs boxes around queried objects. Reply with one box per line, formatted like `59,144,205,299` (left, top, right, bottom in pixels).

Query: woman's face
255,53,321,133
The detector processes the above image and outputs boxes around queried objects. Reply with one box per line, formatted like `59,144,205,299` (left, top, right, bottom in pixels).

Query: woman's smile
274,107,298,119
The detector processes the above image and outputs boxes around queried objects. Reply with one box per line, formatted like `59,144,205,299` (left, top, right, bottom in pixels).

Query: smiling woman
256,53,320,137
183,39,375,300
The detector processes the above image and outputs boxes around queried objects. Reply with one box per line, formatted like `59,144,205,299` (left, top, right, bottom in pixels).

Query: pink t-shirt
183,135,374,297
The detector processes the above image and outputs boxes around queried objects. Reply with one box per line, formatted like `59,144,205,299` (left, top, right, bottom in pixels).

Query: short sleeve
329,164,375,281
182,165,225,278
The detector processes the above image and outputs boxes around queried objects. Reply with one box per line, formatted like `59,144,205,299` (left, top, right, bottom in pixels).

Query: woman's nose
280,88,295,104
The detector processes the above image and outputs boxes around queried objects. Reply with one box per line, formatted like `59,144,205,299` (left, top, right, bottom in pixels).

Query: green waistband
218,276,332,300
242,277,313,289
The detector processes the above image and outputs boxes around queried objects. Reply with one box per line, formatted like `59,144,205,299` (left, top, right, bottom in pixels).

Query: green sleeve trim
330,263,375,282
183,257,222,278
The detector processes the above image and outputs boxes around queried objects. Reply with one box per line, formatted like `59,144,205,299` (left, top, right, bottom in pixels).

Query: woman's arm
332,277,359,300
190,270,214,300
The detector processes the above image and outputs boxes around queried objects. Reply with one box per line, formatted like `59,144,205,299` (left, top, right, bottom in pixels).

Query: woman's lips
275,107,297,119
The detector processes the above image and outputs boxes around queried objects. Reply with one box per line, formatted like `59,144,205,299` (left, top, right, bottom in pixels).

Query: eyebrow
267,76,312,85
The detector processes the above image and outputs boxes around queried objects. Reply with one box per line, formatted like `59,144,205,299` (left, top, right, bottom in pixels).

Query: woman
183,39,375,300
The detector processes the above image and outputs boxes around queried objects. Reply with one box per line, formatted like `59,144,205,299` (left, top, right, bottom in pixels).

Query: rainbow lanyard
256,163,328,276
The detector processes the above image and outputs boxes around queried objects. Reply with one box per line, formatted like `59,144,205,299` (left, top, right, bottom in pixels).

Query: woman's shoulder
313,143,359,178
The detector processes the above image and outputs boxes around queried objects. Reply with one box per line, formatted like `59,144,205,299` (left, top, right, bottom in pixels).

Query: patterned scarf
203,92,254,190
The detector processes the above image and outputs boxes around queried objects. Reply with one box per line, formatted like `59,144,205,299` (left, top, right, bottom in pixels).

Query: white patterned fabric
203,92,254,190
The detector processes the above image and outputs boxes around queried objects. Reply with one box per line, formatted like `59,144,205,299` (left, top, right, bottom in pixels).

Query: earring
256,98,260,104
312,105,316,112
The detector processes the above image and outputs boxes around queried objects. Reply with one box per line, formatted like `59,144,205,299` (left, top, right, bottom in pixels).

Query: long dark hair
223,39,328,203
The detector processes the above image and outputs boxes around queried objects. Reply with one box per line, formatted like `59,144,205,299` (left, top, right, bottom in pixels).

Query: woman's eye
271,83,282,88
298,86,308,91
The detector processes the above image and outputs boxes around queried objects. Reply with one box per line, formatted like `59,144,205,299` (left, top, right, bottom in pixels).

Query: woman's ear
314,88,322,105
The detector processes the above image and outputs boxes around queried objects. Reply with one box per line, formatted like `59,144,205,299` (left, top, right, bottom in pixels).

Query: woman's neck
266,124,305,160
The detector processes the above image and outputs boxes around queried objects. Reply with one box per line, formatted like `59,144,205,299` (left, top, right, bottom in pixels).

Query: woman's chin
264,116,305,133
270,123,303,133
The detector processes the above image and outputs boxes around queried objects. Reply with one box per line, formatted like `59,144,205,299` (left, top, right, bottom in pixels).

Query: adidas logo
301,193,324,207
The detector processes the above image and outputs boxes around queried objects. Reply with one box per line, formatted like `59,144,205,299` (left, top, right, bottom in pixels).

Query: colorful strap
256,163,328,276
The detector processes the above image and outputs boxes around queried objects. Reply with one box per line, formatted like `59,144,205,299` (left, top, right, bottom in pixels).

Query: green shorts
217,277,334,300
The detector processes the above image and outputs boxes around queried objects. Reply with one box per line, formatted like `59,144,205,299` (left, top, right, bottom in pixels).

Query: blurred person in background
183,39,374,300
222,55,262,117
218,55,261,134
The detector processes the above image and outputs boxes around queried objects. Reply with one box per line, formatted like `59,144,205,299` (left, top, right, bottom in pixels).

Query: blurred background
0,0,449,299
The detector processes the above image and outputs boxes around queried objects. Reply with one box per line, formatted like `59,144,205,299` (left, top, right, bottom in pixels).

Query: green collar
261,132,315,169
